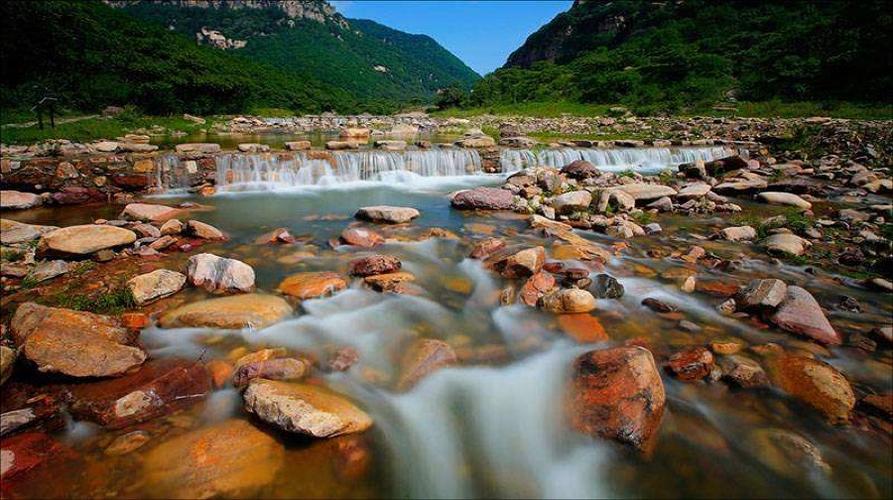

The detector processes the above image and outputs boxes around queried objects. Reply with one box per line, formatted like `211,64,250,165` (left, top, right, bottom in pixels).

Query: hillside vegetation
464,0,893,114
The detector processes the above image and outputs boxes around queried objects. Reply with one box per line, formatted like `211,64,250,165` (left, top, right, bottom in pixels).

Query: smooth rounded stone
762,233,811,256
243,380,373,437
326,140,360,150
10,302,146,378
666,347,714,381
676,182,712,199
121,203,180,222
277,271,347,299
0,219,58,244
591,274,624,299
348,255,401,277
552,190,592,214
717,355,769,388
644,223,662,235
768,355,855,423
714,178,768,193
26,260,69,283
615,183,678,201
39,225,137,255
174,142,221,154
757,191,812,210
719,225,757,241
642,297,678,313
159,294,292,330
232,358,311,388
355,205,420,224
0,190,42,210
340,127,370,138
363,271,416,292
561,160,599,179
455,135,496,148
1,345,16,386
542,288,597,314
646,196,673,212
397,338,458,390
748,428,831,478
373,140,407,151
160,219,183,235
67,358,211,428
187,253,255,293
469,237,506,259
237,143,269,153
127,269,187,306
143,419,284,498
736,279,787,311
567,346,665,452
131,223,161,239
500,246,545,278
340,227,385,247
770,286,841,344
187,220,225,240
284,140,312,151
518,271,556,306
450,187,514,210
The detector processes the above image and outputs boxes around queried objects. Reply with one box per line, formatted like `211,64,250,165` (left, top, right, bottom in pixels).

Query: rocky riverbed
0,117,891,498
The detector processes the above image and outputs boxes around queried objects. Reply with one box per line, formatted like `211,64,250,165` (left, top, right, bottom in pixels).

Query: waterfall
214,149,483,191
500,146,738,173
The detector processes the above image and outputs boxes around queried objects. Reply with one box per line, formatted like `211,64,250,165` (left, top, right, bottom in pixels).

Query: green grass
53,287,136,314
631,211,654,226
247,107,296,118
432,101,619,118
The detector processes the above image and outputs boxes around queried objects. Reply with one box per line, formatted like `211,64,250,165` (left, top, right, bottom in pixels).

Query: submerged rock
158,294,292,330
355,206,420,224
39,225,136,255
747,428,831,478
277,272,347,299
469,237,506,259
127,269,186,305
397,338,458,390
567,346,665,452
591,274,624,299
187,253,255,293
340,227,385,248
767,355,855,423
243,380,373,437
717,355,769,388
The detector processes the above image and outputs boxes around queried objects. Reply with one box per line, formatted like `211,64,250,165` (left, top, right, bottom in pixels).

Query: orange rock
206,360,234,388
121,312,149,330
518,271,556,306
397,338,458,390
277,272,347,300
557,314,609,343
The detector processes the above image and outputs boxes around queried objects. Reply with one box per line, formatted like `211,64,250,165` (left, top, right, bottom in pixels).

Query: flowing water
3,158,891,498
500,146,736,173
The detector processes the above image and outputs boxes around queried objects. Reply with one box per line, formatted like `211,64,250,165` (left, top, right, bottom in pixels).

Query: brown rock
364,272,416,292
768,355,855,423
500,246,545,278
542,288,597,314
39,225,136,255
340,227,384,248
666,347,714,381
469,237,506,259
348,255,401,277
518,271,556,306
158,294,292,330
232,357,311,388
397,338,458,390
770,286,841,344
450,187,514,210
187,220,226,240
557,314,609,343
277,272,347,300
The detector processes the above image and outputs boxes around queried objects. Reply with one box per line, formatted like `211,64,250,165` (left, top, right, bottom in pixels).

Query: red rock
770,286,841,344
67,358,210,428
121,312,149,330
666,347,715,381
567,346,665,452
557,314,609,343
0,432,75,485
469,238,506,259
861,393,893,420
110,173,150,190
348,255,401,277
695,280,740,298
518,271,556,306
50,186,104,205
767,355,855,423
206,360,234,389
397,339,458,390
340,227,384,248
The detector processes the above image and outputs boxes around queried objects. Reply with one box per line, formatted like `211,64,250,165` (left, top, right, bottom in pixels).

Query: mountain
471,0,893,111
110,0,480,104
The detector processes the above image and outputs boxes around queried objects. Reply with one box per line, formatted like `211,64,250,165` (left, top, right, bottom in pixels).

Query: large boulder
355,205,420,224
757,192,812,210
451,187,514,210
397,338,458,390
67,358,210,428
142,419,284,498
675,183,712,200
121,203,181,222
277,272,347,300
770,286,841,344
10,303,146,378
567,347,665,451
615,183,677,202
158,294,292,330
187,253,255,293
561,160,599,180
552,190,592,214
39,225,136,255
127,269,186,306
0,219,57,245
243,380,373,437
767,355,855,423
762,233,811,256
0,190,42,210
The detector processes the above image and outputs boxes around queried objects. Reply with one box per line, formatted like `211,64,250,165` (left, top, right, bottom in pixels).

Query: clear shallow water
4,181,892,498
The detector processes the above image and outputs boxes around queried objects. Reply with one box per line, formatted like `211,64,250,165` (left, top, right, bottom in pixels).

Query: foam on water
500,146,737,173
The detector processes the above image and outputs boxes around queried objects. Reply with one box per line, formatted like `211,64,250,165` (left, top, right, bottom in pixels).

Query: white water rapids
500,146,736,173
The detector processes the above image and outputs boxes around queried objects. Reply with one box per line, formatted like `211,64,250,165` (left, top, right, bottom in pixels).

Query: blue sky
331,1,573,75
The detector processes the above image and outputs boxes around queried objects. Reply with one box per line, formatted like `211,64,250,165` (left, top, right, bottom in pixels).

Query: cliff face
105,0,344,25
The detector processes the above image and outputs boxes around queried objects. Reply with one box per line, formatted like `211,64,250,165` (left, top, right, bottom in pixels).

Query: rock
606,220,645,239
451,187,514,210
277,272,347,299
469,237,506,259
542,288,597,313
340,127,370,138
704,155,748,176
567,347,665,451
0,190,42,210
644,223,662,235
714,178,768,193
0,432,75,484
122,203,180,222
348,255,403,279
159,219,183,235
615,183,678,202
10,303,146,377
187,220,225,240
143,419,283,498
561,160,599,179
159,294,291,330
591,274,624,298
363,271,416,292
131,223,161,238
127,269,186,305
397,338,458,390
557,314,608,343
174,143,220,154
0,219,57,244
736,279,787,311
757,192,812,210
500,246,545,278
284,141,311,151
719,226,757,242
770,286,841,344
768,355,855,423
327,347,360,372
718,355,769,388
552,190,592,214
642,297,677,313
340,227,385,248
518,271,556,306
0,346,16,386
355,206,420,224
861,393,893,420
232,357,311,388
647,196,673,212
748,428,831,478
237,143,269,153
105,431,151,456
498,136,537,148
243,380,373,437
455,135,496,148
666,347,714,381
187,253,255,293
325,140,360,150
762,233,811,256
67,358,210,428
374,140,407,151
676,183,712,200
26,260,69,283
39,225,137,255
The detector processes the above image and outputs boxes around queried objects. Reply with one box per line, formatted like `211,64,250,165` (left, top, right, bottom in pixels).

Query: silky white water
500,146,737,173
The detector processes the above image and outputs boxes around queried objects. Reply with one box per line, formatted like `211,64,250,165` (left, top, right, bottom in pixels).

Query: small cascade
500,146,737,173
154,153,194,192
214,149,483,191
